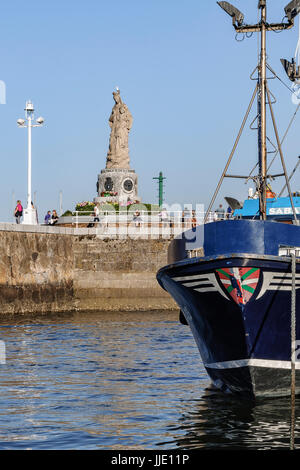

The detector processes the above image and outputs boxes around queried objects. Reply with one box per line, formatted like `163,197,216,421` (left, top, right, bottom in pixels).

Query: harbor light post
17,100,44,224
153,171,166,208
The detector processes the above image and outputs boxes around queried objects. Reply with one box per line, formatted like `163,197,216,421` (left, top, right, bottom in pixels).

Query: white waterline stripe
205,358,300,370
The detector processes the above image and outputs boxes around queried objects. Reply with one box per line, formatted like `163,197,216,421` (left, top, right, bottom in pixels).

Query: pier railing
46,209,230,237
0,210,231,239
59,210,228,228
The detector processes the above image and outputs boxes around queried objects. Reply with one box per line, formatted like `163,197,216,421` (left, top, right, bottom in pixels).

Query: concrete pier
0,223,176,315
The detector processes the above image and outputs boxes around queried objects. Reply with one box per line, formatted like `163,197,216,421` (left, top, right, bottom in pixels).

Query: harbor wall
0,228,176,315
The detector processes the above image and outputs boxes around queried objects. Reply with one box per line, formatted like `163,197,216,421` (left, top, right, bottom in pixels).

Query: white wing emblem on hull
256,272,300,300
171,273,229,300
172,271,300,301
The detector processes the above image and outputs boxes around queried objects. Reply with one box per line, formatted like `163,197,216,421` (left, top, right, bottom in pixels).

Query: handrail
67,210,227,218
58,210,232,229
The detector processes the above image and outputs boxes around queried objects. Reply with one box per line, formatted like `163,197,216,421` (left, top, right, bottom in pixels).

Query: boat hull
157,254,300,398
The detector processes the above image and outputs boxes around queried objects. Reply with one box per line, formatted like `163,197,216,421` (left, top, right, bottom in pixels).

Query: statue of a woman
106,90,133,169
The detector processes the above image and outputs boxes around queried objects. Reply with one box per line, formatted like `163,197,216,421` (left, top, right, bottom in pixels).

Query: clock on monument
123,179,133,192
104,177,114,191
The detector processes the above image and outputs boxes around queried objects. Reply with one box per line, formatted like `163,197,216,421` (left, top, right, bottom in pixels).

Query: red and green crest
216,267,260,306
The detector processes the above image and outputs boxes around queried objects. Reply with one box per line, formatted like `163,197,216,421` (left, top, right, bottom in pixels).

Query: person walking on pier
49,210,59,225
133,209,141,228
14,200,23,224
191,211,197,231
44,210,51,224
31,201,39,224
87,205,100,228
159,208,169,227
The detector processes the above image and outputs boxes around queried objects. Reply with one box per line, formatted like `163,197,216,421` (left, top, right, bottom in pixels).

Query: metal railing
55,210,233,232
65,210,200,228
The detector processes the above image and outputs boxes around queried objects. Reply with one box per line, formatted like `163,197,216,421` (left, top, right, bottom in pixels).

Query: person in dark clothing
44,211,51,224
49,210,59,225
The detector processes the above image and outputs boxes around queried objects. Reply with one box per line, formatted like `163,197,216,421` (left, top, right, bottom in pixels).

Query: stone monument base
95,168,140,205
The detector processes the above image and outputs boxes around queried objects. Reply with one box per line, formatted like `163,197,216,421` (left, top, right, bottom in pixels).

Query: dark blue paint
157,249,300,396
182,220,300,258
157,217,300,396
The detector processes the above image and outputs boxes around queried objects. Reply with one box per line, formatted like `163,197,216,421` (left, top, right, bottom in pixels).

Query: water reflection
0,311,299,450
160,388,300,450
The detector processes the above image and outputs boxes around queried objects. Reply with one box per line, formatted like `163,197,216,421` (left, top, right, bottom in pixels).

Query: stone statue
106,90,133,169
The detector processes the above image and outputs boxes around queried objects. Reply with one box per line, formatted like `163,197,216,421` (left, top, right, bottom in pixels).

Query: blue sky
1,0,300,221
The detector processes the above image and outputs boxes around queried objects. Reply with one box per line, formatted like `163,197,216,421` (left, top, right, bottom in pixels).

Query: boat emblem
216,268,260,306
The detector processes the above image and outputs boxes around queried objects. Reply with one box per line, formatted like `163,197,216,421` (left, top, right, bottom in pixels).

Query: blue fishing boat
157,0,300,398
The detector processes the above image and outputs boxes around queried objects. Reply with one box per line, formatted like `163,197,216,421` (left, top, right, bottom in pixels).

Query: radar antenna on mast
281,2,300,81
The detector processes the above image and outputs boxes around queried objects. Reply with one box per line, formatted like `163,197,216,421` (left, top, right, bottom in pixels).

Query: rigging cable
267,101,300,173
295,16,300,67
290,253,296,451
267,63,295,94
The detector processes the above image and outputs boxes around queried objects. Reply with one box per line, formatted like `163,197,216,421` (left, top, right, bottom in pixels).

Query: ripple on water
0,311,298,450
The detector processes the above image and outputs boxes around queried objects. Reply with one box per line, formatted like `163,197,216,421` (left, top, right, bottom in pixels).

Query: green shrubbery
60,202,160,217
74,201,159,214
75,201,95,213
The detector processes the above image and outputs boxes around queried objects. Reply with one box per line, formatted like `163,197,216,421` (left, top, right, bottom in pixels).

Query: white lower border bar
205,358,300,370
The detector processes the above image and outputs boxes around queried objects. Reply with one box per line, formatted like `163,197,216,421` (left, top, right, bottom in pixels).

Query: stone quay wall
0,225,176,315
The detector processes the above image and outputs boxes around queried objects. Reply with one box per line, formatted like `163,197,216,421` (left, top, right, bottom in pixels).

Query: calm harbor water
0,310,299,450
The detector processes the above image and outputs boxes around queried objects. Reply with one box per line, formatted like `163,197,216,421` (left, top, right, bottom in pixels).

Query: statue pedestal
95,168,140,205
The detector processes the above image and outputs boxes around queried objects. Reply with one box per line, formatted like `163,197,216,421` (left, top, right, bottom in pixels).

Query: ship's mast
258,0,267,220
205,0,300,224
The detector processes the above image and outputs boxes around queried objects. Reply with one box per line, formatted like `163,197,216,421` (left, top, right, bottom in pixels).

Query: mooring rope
290,253,296,450
295,17,300,68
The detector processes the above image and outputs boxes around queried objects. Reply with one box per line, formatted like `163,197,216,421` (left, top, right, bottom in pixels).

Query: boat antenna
205,0,300,224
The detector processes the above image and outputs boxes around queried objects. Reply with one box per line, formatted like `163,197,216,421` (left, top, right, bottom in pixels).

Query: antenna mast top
212,0,300,222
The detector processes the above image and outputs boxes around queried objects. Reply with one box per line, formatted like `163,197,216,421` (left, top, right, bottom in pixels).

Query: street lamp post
17,100,44,225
